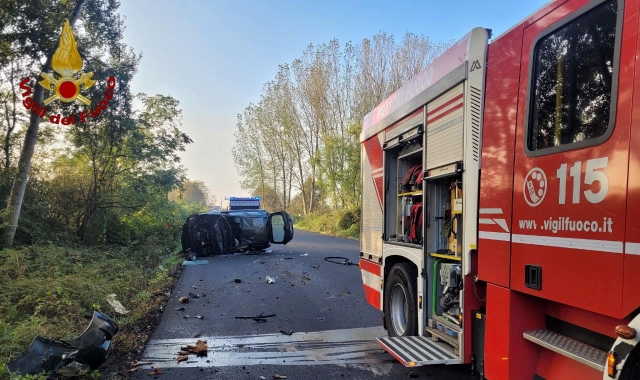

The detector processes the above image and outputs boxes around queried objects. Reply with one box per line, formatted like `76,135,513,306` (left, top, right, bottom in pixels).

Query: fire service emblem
19,18,116,124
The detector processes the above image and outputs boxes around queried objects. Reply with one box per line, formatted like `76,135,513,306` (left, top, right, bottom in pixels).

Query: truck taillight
607,351,617,378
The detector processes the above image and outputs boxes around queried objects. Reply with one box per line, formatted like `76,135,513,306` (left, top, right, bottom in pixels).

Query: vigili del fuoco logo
19,18,116,125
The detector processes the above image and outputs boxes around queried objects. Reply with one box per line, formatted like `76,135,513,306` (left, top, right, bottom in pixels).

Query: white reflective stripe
512,234,623,254
479,218,509,232
625,242,640,255
361,270,381,289
479,208,503,214
479,231,511,241
372,168,383,173
494,219,510,233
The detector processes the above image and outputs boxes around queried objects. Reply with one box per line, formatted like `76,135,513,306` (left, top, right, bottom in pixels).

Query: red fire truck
358,0,640,379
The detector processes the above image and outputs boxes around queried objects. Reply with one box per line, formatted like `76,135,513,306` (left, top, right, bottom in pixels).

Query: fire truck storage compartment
423,172,463,354
384,130,424,246
424,174,462,256
426,83,464,171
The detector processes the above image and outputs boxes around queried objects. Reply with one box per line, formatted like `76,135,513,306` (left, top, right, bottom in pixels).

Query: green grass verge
0,240,183,380
294,209,360,240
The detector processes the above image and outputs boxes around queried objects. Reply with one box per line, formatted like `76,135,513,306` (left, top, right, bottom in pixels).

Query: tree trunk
1,0,86,247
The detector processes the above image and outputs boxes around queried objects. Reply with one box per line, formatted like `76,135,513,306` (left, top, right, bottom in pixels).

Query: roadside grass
294,209,360,239
0,240,183,380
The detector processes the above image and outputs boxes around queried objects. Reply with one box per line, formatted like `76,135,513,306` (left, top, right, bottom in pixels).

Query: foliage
0,2,208,378
233,33,452,216
295,208,360,239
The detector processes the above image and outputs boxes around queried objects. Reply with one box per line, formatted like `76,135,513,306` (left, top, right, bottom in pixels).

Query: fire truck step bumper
523,329,606,372
377,336,461,367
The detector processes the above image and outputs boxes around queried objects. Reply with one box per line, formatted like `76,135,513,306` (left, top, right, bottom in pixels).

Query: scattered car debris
183,315,204,319
266,276,275,284
181,340,208,356
133,361,154,366
300,253,308,256
6,311,118,377
324,256,359,266
273,374,287,379
106,293,129,315
178,296,190,303
280,330,293,335
260,376,267,380
175,307,185,311
235,313,276,319
148,368,164,375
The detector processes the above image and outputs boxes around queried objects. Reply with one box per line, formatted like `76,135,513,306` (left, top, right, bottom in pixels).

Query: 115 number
556,157,609,204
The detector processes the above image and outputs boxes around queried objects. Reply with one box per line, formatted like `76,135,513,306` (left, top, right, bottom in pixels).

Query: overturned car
181,210,293,256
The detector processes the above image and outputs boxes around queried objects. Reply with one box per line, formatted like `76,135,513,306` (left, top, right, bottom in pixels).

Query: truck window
526,0,619,155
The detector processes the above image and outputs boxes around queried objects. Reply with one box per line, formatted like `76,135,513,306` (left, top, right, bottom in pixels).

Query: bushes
0,241,182,379
296,208,360,239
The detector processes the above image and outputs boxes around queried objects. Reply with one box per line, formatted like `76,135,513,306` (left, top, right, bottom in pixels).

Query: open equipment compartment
383,115,425,248
424,171,464,355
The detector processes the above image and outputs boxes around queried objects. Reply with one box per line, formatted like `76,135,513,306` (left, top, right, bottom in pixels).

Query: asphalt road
133,230,478,380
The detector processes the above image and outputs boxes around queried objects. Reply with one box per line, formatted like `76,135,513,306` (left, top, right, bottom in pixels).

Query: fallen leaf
148,368,164,375
273,374,287,379
178,296,189,303
178,350,189,355
177,355,188,362
260,377,266,380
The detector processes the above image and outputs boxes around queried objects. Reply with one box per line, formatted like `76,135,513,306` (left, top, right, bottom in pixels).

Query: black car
181,209,293,257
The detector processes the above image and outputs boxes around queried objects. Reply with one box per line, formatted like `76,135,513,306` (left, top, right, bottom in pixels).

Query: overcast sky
119,0,548,204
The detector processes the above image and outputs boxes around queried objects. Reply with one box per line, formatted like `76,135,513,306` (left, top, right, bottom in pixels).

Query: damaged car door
267,211,293,245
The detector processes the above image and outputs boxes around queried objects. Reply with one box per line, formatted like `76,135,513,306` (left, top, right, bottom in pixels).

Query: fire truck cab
359,0,640,379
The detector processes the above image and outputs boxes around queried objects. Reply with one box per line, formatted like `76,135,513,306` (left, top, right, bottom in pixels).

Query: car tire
384,263,418,337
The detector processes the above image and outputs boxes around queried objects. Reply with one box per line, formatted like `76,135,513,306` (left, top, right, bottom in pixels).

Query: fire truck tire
384,263,418,337
619,344,640,380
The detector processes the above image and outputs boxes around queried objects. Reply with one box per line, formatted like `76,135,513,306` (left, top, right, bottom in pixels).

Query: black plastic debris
6,311,118,377
324,256,358,266
235,313,276,319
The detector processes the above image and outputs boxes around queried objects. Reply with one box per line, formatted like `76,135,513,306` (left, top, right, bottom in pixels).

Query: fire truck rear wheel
384,263,418,337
